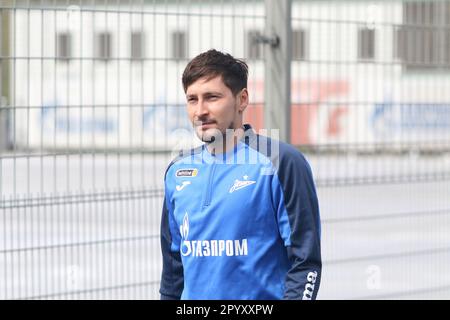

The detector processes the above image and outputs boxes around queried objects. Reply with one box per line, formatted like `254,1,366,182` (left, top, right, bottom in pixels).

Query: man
160,49,321,300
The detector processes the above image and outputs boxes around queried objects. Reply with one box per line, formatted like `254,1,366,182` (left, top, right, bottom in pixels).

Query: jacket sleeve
273,148,322,300
159,179,184,300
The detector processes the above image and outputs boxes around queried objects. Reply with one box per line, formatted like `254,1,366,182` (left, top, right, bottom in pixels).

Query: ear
237,88,249,113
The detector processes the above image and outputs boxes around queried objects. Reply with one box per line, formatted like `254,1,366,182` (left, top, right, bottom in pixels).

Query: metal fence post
264,0,292,144
0,3,11,151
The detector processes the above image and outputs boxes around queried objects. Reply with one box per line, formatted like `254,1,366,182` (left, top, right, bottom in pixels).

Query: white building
6,0,450,150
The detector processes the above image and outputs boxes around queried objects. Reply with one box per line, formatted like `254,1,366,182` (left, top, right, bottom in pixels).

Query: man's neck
206,127,246,155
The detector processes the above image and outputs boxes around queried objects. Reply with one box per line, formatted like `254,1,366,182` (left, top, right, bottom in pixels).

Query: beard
194,121,236,148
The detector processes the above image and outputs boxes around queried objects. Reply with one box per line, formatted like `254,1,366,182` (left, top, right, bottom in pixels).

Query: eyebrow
186,92,223,98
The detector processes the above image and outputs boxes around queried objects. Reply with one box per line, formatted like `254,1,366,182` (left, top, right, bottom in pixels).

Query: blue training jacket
160,124,322,300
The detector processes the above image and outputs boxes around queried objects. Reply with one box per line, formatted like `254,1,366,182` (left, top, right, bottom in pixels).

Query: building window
131,31,145,60
96,32,112,61
57,32,72,60
292,29,308,61
393,27,405,60
396,1,450,70
172,31,187,59
246,30,262,60
358,28,376,61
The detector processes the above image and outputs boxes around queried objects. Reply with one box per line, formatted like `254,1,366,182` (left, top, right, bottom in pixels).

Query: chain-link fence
1,0,450,299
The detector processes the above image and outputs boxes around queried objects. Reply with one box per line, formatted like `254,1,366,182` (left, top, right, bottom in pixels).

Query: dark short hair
182,49,248,96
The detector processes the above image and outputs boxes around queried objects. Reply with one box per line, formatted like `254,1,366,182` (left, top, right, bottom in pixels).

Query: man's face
185,76,247,143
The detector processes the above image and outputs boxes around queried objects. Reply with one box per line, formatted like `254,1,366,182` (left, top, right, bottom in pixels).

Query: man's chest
170,163,275,236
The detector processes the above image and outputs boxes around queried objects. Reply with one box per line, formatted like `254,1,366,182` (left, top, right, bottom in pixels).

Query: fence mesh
0,0,449,299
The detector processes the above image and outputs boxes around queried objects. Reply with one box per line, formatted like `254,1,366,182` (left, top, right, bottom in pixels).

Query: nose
194,99,209,118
